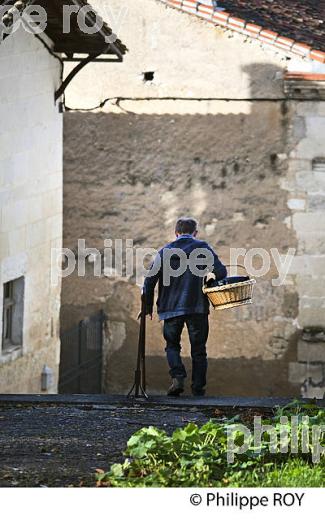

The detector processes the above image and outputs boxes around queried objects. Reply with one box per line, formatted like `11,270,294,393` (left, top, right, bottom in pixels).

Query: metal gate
59,311,105,394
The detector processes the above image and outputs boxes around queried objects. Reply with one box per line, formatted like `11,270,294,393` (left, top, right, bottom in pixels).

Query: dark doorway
59,311,105,393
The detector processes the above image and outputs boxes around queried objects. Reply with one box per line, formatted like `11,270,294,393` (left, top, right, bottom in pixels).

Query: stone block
0,251,27,284
287,255,310,276
48,172,63,191
296,232,325,255
293,117,306,140
309,195,325,211
287,198,306,211
26,220,48,249
305,116,325,138
289,362,324,384
295,170,325,193
301,386,325,399
28,197,44,223
0,157,12,188
309,256,325,277
295,138,325,161
289,362,307,383
288,158,311,173
293,213,325,234
41,190,62,219
0,233,9,260
298,340,325,362
9,227,27,256
298,307,325,328
297,276,325,298
300,296,325,310
1,199,30,232
296,101,325,117
47,214,63,241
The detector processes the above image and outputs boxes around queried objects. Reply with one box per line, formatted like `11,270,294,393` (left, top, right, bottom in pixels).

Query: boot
191,387,205,397
167,377,185,397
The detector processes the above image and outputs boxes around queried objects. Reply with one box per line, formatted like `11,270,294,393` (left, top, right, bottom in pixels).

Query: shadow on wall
106,317,301,397
62,63,303,397
112,354,300,398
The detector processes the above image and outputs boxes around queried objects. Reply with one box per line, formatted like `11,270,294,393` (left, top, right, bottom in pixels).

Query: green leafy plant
96,401,325,488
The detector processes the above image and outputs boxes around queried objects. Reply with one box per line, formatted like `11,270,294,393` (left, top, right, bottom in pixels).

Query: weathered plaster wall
63,103,300,396
61,0,306,397
65,0,288,108
0,28,63,393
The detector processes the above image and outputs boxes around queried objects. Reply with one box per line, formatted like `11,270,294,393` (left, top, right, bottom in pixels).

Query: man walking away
144,217,227,397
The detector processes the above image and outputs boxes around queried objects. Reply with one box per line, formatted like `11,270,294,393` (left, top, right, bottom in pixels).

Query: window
2,277,24,354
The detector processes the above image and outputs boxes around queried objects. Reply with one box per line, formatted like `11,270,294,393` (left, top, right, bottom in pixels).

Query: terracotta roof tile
159,0,325,63
213,0,325,52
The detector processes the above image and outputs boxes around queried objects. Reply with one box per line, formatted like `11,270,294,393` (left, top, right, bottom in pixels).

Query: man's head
175,217,198,237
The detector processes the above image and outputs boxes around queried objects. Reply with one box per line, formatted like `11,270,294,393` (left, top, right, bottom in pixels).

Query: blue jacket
143,235,227,320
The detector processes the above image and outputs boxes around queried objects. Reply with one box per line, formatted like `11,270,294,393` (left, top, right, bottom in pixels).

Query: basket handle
225,264,249,276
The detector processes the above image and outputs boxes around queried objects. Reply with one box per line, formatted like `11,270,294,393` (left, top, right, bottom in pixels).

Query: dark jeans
163,314,209,392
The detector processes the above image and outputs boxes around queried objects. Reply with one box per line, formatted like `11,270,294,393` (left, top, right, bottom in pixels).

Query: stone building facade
0,0,126,394
62,0,325,397
285,80,325,398
0,27,63,393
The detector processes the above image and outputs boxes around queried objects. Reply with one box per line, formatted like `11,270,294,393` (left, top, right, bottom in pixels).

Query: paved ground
0,395,320,487
0,398,215,487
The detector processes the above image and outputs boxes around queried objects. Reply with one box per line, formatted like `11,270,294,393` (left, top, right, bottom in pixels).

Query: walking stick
127,291,148,399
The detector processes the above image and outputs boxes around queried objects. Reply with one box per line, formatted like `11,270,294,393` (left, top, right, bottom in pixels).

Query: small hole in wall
143,71,155,82
270,153,278,166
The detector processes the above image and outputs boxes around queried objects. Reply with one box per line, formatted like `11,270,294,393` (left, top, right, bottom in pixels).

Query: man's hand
137,310,153,320
204,272,216,285
205,272,216,283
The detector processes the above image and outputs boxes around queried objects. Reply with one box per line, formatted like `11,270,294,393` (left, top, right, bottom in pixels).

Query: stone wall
285,96,325,398
0,28,63,393
61,0,310,397
63,99,300,397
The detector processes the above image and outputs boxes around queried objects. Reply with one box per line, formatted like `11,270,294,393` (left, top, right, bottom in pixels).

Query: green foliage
96,401,325,487
228,458,325,487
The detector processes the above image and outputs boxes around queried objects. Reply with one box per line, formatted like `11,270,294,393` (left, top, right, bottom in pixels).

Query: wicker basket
202,265,256,311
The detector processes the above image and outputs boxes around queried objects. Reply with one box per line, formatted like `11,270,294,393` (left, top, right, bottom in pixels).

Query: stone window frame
1,276,25,364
